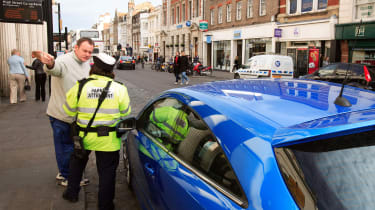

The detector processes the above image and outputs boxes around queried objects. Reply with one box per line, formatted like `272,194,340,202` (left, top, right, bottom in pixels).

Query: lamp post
57,2,61,51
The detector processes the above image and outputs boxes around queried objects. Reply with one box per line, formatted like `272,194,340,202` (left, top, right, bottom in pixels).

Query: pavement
0,67,233,210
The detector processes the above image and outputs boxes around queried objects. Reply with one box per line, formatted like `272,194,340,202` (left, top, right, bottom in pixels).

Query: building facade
148,5,162,61
203,0,280,71
336,0,375,65
160,0,204,62
276,0,339,76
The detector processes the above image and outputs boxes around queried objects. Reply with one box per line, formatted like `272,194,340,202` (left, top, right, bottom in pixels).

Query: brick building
276,0,339,76
160,0,204,61
203,0,279,71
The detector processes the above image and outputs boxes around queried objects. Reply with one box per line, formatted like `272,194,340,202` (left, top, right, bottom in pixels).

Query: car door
136,97,248,210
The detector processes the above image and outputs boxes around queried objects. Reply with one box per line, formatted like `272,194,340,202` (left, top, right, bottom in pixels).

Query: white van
234,55,294,79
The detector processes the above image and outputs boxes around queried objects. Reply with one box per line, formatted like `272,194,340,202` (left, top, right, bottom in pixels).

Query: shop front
336,21,375,67
276,17,337,76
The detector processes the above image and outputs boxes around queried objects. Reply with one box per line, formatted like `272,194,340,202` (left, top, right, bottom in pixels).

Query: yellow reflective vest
63,74,131,151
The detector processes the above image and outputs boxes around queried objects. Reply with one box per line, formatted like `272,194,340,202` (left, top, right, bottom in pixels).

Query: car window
139,97,245,201
275,130,375,210
120,56,132,61
318,64,336,76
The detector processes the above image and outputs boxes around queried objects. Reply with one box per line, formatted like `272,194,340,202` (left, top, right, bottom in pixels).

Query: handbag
24,79,31,91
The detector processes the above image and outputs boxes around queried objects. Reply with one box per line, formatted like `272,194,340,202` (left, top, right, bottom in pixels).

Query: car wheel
234,73,240,79
123,142,133,190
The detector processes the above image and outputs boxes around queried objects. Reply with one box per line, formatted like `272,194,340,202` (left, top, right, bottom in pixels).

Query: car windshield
120,56,132,61
275,130,375,209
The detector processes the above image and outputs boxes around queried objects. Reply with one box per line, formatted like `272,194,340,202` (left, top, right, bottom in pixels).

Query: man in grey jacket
36,37,94,186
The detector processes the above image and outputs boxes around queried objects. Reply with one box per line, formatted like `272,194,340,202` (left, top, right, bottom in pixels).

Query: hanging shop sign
199,20,208,31
233,30,241,39
274,28,282,38
186,20,191,27
0,0,43,24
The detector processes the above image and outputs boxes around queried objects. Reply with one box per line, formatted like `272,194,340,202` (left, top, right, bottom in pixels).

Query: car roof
169,79,375,145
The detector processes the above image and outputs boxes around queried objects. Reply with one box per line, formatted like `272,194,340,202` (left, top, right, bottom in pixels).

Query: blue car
118,79,375,210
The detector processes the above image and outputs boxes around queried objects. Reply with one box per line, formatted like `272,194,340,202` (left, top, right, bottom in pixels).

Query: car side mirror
116,117,136,138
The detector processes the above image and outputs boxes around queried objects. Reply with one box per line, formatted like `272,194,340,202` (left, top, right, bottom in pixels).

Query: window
288,0,327,14
210,9,214,25
247,0,253,18
218,7,223,24
301,0,313,12
355,0,375,19
164,11,167,25
182,4,186,21
226,4,232,22
139,97,245,201
189,1,192,19
177,6,180,23
236,1,242,20
259,0,266,16
172,8,175,24
195,0,199,17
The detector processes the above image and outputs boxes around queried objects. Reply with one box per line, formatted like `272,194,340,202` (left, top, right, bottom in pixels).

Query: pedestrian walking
35,37,94,186
26,52,47,101
173,51,180,84
7,49,31,104
179,52,189,85
233,56,240,72
62,53,131,210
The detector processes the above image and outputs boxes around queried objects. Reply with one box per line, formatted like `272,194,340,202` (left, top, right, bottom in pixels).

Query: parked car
234,55,294,79
117,56,136,70
300,63,375,90
117,78,375,210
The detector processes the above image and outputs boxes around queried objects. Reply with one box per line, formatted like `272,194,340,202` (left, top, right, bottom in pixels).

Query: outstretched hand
32,51,55,68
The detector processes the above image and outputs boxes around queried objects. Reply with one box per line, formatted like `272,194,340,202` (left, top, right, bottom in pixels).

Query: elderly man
36,37,94,186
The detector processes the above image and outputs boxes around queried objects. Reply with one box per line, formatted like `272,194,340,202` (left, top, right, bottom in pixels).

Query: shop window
210,9,214,25
288,0,326,14
260,0,266,16
213,41,231,71
318,0,327,10
247,0,253,18
301,0,313,12
236,1,242,20
227,4,232,22
218,7,223,24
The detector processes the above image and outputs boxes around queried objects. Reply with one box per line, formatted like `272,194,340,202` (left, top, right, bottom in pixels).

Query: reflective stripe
77,118,118,126
78,107,120,114
120,106,130,114
152,111,160,123
64,101,77,113
162,122,185,139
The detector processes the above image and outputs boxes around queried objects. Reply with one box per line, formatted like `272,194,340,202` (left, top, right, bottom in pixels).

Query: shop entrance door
207,43,212,66
237,40,243,65
194,37,198,57
287,48,308,78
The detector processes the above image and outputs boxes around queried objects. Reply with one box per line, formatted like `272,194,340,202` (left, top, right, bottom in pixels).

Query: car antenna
334,19,363,107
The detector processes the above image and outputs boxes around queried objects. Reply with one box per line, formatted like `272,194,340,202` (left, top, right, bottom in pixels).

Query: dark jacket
27,59,45,74
178,56,189,73
173,56,180,72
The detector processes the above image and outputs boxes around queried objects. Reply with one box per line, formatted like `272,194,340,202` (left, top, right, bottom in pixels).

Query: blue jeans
181,72,189,84
49,116,74,179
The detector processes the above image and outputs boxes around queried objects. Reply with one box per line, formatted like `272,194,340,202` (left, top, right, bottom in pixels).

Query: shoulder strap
83,81,112,137
77,78,95,102
114,80,124,86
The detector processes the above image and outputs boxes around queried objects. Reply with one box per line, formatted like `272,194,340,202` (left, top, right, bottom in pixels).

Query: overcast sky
53,0,162,32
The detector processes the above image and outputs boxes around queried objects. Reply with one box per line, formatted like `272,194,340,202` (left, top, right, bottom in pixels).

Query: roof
170,79,375,144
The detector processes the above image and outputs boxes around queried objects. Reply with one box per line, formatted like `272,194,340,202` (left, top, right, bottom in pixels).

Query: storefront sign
176,24,183,29
274,28,282,38
0,0,43,24
308,48,320,74
355,25,365,37
234,30,241,39
199,20,208,31
293,27,300,37
186,20,191,27
206,36,212,44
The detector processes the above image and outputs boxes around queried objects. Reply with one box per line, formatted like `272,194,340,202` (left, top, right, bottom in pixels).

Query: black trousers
174,68,180,82
35,73,46,101
66,150,119,210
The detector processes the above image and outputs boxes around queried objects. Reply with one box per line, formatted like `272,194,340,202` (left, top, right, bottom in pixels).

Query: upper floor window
177,6,180,23
288,0,327,14
172,8,175,24
218,7,223,24
227,4,232,22
260,0,266,16
236,1,242,20
210,9,214,25
195,0,199,17
189,0,192,19
182,4,186,21
247,0,253,18
355,0,375,19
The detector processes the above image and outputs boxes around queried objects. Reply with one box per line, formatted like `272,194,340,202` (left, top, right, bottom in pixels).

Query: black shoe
62,190,78,203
